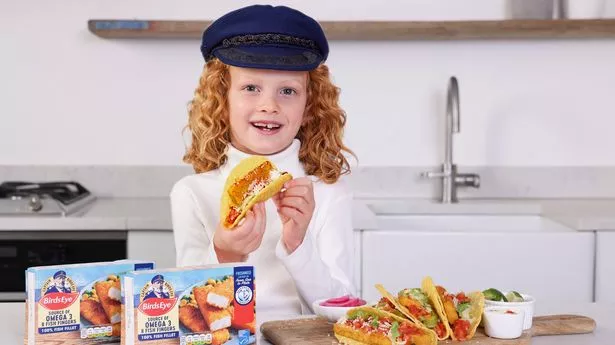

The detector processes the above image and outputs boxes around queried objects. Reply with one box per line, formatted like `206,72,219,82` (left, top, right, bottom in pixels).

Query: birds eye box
25,260,155,345
121,264,256,345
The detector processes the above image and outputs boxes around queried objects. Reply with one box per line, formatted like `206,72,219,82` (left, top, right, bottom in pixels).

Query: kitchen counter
7,302,615,345
0,198,170,231
0,197,614,231
539,199,615,231
0,198,378,231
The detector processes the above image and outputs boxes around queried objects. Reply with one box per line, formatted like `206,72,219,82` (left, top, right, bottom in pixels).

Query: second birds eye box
121,264,256,345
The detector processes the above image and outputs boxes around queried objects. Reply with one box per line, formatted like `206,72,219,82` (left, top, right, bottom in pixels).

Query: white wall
2,0,615,167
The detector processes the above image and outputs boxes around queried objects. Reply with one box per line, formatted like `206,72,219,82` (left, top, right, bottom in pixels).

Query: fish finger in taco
221,156,292,229
375,283,449,340
423,277,485,341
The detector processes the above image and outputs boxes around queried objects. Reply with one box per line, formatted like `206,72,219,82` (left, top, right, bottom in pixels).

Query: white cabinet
127,231,176,269
360,216,595,304
596,232,615,303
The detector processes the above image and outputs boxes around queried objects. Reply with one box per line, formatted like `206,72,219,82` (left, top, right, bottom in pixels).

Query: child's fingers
245,214,266,252
278,196,309,214
284,176,311,189
255,203,266,232
273,198,290,222
245,232,264,253
272,193,282,208
280,185,310,198
279,205,302,223
281,180,314,207
242,203,266,244
233,210,256,237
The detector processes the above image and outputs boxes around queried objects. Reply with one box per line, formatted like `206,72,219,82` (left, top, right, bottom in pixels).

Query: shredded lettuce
404,288,430,306
349,310,367,320
457,302,470,315
370,315,380,328
391,321,400,340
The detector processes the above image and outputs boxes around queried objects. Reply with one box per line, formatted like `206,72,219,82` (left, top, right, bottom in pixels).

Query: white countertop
0,197,614,231
0,198,170,231
7,302,615,344
539,199,615,231
0,198,378,231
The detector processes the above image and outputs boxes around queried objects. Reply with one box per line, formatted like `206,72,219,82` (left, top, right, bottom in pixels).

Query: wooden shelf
88,19,615,40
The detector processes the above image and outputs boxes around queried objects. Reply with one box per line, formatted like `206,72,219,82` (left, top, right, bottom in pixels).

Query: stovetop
0,181,96,216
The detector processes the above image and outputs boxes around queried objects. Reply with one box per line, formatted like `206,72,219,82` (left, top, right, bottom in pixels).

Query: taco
220,156,292,229
333,306,437,345
375,283,449,340
423,277,485,341
372,296,405,319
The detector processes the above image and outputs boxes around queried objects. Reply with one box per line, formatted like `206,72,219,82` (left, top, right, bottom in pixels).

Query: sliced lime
505,291,524,302
482,288,507,301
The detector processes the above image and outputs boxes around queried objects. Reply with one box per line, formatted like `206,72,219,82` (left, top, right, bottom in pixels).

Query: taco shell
375,284,421,324
333,306,437,345
220,156,292,229
375,283,450,341
422,276,485,341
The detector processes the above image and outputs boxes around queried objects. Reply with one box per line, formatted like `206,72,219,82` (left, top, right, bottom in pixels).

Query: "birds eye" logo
138,274,177,317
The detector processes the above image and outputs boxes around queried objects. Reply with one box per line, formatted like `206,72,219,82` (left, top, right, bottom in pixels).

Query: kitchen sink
361,200,571,232
372,214,573,232
364,199,542,215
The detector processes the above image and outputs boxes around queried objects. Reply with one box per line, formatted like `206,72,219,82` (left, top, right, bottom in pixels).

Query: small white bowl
311,298,367,323
484,293,535,330
483,307,525,339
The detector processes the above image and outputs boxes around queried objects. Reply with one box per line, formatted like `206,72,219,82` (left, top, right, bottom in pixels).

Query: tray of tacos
261,276,596,345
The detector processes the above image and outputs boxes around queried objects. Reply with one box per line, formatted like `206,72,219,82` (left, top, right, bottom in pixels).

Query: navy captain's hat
53,270,67,279
151,275,164,284
201,5,329,71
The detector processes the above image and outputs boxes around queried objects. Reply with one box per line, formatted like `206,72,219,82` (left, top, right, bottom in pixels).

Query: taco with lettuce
375,283,449,340
333,306,437,345
423,276,485,341
372,295,406,319
220,156,292,229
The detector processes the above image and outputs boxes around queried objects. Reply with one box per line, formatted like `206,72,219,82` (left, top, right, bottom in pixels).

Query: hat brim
212,45,323,71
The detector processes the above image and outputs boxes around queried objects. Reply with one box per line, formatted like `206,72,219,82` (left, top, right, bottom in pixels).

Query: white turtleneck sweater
170,139,356,315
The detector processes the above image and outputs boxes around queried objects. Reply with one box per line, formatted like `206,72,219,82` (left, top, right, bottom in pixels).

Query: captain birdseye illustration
143,274,171,300
45,270,72,295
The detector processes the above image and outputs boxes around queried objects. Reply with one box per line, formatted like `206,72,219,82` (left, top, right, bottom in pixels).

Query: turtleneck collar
222,139,306,178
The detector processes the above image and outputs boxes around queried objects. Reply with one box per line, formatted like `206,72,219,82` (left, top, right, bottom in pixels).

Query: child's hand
272,177,315,254
213,202,266,263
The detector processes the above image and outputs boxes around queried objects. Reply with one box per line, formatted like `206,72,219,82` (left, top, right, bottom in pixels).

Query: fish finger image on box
122,264,256,345
25,260,155,345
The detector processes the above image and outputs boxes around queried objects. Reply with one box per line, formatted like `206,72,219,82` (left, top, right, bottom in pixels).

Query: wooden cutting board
260,314,596,345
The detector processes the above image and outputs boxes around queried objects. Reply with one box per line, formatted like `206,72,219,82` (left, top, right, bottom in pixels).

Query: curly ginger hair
182,59,355,184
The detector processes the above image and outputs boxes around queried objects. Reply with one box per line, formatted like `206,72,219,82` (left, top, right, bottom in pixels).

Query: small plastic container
483,307,525,339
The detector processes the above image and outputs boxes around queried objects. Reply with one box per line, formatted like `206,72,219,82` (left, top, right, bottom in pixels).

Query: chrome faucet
421,76,480,203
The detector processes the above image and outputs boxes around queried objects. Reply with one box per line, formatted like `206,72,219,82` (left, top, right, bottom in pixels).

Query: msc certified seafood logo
235,286,253,306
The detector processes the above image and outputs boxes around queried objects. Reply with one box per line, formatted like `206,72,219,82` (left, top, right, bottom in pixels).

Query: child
170,4,357,316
